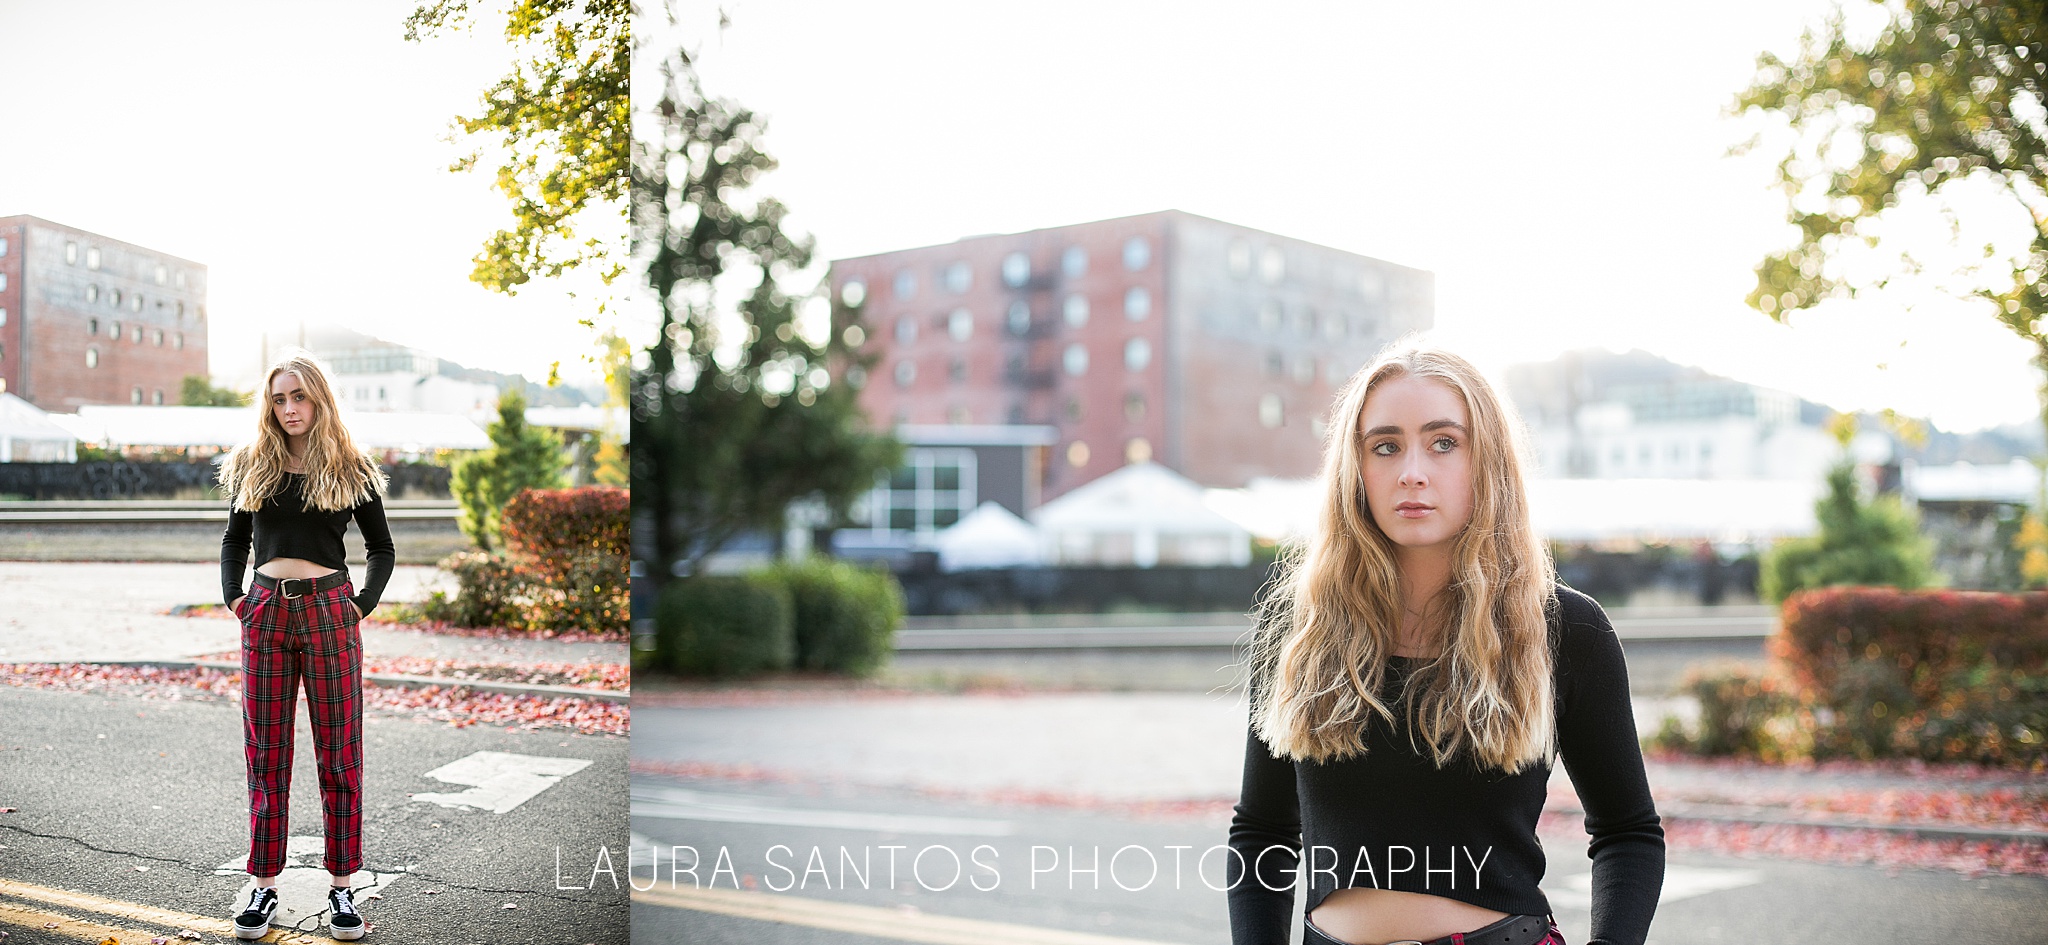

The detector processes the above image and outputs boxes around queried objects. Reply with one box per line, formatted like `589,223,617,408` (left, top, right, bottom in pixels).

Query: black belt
1306,913,1553,945
253,570,350,599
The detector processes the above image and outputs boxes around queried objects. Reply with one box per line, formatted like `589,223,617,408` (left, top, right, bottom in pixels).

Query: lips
1395,502,1433,518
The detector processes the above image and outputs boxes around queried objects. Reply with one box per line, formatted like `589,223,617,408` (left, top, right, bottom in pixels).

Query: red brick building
0,215,210,411
829,210,1433,500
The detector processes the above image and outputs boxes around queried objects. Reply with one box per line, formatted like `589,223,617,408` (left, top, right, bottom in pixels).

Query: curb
1550,804,2048,845
67,659,632,705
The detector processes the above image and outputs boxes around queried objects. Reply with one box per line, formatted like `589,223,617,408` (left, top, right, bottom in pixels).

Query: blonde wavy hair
217,351,387,513
1247,340,1559,773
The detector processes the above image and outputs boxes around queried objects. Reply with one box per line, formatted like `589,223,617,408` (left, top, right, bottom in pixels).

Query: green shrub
1893,661,2048,767
767,558,904,675
503,487,629,633
1669,662,1809,761
450,387,568,552
502,486,629,564
1759,460,1934,603
418,551,526,628
656,574,794,677
520,549,630,634
415,487,628,633
1658,589,2048,769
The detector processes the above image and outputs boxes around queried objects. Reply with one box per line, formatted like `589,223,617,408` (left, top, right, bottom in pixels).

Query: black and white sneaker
327,885,365,940
233,886,278,940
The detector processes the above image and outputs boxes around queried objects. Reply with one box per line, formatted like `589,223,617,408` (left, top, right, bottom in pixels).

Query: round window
1122,237,1151,271
944,261,971,293
1063,343,1089,376
1124,287,1150,321
948,308,973,342
1001,252,1030,288
1007,301,1032,336
1061,246,1087,279
1124,338,1151,371
1063,295,1089,328
840,280,867,307
1259,246,1285,284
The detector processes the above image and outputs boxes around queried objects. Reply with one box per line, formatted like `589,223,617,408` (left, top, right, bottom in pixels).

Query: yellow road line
0,899,168,944
0,877,320,944
632,883,1190,945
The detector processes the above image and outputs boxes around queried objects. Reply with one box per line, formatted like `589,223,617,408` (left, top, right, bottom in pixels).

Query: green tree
179,375,250,407
451,387,568,551
630,37,901,590
404,0,628,295
1761,445,1938,603
1734,1,2047,442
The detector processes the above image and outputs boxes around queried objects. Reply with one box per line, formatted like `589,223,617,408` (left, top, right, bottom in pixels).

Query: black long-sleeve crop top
1226,584,1664,945
220,472,396,617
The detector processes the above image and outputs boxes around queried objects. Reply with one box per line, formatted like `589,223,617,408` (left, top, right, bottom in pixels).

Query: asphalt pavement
1,680,628,943
628,688,2048,945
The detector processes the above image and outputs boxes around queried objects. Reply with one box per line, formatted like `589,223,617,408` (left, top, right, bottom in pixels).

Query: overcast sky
0,0,616,390
669,0,2043,436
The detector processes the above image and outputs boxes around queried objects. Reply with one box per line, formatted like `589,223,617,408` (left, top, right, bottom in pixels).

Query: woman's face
1357,374,1474,555
270,371,316,438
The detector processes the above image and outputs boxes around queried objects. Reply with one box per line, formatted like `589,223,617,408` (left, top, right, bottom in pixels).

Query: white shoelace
243,888,274,914
330,887,358,916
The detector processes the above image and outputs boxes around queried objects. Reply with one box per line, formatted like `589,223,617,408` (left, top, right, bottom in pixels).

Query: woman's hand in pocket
347,599,364,622
231,595,247,617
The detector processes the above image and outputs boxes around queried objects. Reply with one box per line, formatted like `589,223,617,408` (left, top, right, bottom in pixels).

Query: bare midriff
256,557,340,580
1310,887,1513,944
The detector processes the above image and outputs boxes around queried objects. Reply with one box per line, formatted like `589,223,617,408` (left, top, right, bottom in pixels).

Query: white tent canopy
0,393,79,462
51,406,492,452
932,501,1045,571
1031,462,1252,567
1907,458,2042,504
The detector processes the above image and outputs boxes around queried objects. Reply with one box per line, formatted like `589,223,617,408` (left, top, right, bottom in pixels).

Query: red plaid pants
237,576,364,877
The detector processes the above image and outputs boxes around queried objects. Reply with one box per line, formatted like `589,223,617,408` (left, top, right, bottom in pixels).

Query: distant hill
295,324,603,408
1502,347,2043,466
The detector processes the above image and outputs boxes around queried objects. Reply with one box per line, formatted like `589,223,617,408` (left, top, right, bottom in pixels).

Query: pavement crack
0,822,211,875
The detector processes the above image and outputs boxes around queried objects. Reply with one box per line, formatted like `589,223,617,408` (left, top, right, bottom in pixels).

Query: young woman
1228,343,1664,945
217,352,394,941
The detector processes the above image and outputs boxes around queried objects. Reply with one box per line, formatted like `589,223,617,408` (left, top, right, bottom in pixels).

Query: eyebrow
271,388,304,398
1362,419,1466,438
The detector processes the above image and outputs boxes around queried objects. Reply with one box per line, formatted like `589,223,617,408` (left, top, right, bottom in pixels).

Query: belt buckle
281,578,307,599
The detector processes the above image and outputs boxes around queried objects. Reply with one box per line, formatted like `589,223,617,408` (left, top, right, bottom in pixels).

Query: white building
321,346,501,421
1522,378,1841,482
